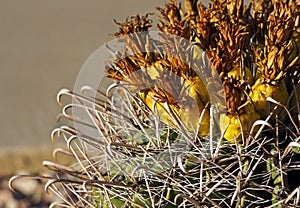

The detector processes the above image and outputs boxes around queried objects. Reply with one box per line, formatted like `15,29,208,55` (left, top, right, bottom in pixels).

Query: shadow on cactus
9,0,300,207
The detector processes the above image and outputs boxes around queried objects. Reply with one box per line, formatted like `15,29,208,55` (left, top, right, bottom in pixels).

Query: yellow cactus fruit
139,89,179,127
219,103,260,142
183,76,211,136
250,78,289,116
139,73,210,137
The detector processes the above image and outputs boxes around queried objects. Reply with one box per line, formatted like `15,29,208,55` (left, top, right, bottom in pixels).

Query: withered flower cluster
107,0,300,142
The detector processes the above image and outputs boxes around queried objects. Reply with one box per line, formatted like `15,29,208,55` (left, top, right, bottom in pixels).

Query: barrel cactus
10,0,300,207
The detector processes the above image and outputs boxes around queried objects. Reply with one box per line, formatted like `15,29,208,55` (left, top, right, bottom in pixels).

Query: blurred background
0,0,167,175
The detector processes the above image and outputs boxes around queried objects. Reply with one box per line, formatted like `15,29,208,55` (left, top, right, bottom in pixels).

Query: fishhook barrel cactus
10,0,300,207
